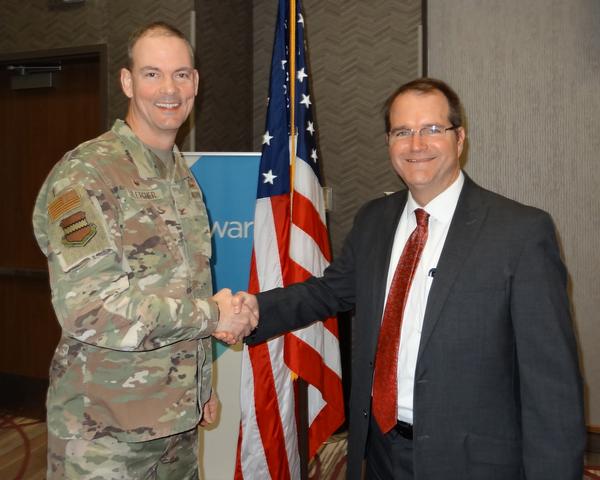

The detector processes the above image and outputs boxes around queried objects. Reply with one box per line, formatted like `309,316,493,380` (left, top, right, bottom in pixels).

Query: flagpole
289,0,297,214
288,8,310,480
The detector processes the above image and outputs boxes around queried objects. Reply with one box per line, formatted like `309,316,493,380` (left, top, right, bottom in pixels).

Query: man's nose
160,76,176,94
409,132,426,150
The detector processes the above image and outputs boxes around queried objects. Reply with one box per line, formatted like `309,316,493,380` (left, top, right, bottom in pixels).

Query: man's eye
392,129,411,138
176,72,190,79
145,72,158,78
422,125,443,135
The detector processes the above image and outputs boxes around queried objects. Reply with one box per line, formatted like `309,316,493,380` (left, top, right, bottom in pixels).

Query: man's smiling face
121,32,198,148
387,89,465,206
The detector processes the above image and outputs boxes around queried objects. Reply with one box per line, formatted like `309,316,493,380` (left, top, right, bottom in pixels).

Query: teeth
407,157,432,162
156,103,179,108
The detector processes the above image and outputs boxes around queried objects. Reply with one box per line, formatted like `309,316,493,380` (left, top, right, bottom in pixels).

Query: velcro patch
60,211,97,246
48,189,81,222
48,185,113,272
127,189,163,200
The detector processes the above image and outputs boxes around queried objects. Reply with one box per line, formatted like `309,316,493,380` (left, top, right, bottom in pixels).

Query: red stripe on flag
285,258,312,284
284,333,345,458
269,195,292,281
323,316,339,338
234,422,244,480
248,250,259,293
292,191,331,262
248,341,292,480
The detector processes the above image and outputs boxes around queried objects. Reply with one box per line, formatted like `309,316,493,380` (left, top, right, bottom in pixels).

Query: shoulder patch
48,189,81,222
48,185,114,272
60,211,97,246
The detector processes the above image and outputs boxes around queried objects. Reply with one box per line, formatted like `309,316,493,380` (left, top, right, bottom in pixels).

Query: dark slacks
365,416,414,479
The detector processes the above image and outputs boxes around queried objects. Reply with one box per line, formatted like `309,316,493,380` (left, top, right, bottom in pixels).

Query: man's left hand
200,391,219,427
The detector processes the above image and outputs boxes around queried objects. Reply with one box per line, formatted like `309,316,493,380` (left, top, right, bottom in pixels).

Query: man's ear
120,68,133,99
193,69,199,96
456,126,466,157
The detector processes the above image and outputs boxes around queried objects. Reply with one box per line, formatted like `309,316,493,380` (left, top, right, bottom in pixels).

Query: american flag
235,0,344,478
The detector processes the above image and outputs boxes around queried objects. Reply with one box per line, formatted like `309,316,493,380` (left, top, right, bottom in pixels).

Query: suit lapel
416,176,488,363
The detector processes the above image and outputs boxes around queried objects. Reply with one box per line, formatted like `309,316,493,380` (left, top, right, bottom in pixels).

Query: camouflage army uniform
33,120,217,476
47,427,199,479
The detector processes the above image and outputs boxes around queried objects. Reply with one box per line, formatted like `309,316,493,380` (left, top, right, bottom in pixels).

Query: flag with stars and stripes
235,0,344,478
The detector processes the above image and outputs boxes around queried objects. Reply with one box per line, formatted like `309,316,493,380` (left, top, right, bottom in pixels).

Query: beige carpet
1,413,598,480
0,413,347,480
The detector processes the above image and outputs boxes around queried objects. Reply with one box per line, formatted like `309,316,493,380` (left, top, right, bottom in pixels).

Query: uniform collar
111,119,184,180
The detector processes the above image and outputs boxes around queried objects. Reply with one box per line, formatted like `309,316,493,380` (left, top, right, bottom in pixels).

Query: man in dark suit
230,78,585,479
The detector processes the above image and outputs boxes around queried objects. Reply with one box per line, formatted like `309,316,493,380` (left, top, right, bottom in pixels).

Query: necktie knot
415,208,429,227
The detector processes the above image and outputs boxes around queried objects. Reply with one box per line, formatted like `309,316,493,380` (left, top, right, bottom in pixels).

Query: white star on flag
297,68,308,83
311,148,318,163
262,131,274,145
262,169,277,184
298,13,304,25
300,94,311,107
281,60,287,70
306,121,315,135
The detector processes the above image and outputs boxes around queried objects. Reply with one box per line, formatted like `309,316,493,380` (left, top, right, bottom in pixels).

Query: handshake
211,289,258,344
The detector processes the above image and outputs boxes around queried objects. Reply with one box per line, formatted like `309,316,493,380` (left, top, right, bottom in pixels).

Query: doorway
0,46,106,417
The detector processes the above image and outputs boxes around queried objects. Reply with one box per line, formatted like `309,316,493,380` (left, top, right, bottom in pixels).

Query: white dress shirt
382,172,464,424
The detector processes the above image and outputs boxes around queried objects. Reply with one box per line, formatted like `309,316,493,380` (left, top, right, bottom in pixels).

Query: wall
194,1,253,152
0,0,423,253
253,0,423,253
428,0,600,425
0,0,194,147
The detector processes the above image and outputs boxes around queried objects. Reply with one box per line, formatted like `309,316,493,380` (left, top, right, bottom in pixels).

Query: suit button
369,361,373,367
362,409,368,418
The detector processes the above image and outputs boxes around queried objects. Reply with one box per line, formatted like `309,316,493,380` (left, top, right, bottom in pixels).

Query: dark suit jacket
246,174,585,480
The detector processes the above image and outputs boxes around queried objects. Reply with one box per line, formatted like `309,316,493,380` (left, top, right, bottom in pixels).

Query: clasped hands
212,289,259,345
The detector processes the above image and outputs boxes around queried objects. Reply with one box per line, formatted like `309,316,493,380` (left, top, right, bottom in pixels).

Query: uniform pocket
116,184,182,278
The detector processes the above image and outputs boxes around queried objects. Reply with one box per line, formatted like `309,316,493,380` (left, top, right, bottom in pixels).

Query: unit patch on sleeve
47,185,114,272
59,210,97,247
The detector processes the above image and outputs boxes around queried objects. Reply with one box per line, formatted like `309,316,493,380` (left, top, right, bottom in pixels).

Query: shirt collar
406,171,464,225
112,119,184,180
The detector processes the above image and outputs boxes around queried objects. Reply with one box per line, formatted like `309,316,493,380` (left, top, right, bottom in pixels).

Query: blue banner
185,153,261,359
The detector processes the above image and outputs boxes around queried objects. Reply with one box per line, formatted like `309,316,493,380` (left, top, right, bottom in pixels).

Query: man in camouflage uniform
32,22,255,479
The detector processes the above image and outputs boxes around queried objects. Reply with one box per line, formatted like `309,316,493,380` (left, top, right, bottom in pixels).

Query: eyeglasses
387,125,459,143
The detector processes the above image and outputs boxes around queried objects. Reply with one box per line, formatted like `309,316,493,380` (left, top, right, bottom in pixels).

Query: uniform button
369,360,373,367
362,409,368,418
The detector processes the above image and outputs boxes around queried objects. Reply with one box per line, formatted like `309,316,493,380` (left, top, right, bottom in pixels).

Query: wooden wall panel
0,55,102,379
194,0,253,152
0,0,194,147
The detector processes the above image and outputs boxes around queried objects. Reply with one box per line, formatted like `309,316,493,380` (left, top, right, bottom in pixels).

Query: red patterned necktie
372,208,430,433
